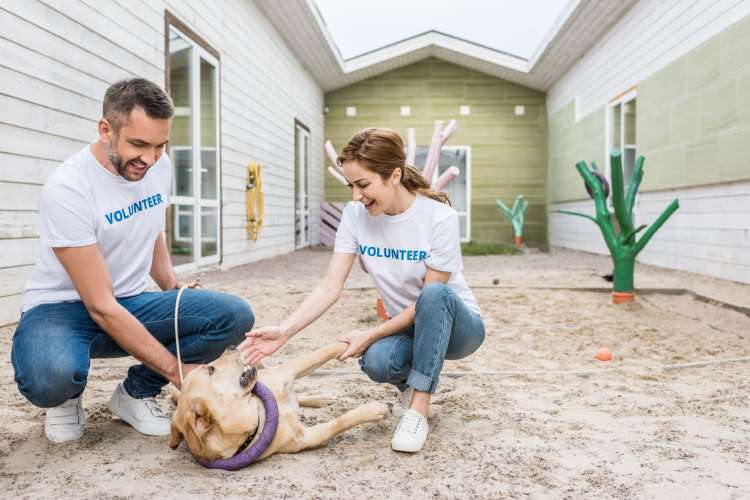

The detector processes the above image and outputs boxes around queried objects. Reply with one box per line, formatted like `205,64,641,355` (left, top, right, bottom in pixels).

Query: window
166,16,221,268
414,146,471,241
607,89,637,190
295,121,312,248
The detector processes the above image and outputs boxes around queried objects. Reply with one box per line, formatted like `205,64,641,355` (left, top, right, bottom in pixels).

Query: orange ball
595,348,612,362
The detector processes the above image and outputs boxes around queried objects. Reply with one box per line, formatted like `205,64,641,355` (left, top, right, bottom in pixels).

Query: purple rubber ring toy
195,380,279,471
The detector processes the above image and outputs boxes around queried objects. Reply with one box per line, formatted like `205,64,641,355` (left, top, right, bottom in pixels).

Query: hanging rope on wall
246,161,264,241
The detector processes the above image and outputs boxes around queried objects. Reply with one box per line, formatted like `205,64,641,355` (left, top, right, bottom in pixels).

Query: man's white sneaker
107,383,170,436
391,408,429,452
45,395,85,443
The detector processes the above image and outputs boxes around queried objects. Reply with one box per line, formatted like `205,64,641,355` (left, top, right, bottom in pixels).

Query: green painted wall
638,15,750,190
548,102,605,203
324,58,548,246
549,15,750,202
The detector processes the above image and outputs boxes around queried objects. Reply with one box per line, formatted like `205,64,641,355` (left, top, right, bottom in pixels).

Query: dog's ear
169,420,184,449
192,398,213,436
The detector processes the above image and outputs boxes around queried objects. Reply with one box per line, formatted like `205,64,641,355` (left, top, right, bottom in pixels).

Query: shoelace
396,411,424,434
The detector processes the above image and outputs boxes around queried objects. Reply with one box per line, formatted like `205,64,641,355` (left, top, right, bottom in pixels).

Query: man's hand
335,329,374,360
239,326,290,365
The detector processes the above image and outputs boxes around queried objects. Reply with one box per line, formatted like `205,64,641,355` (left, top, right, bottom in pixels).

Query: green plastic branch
496,195,528,241
561,151,680,297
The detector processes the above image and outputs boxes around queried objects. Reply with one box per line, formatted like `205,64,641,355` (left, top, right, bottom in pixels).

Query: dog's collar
195,381,279,471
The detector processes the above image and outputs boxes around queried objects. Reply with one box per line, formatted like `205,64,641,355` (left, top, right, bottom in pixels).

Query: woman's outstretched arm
240,252,356,364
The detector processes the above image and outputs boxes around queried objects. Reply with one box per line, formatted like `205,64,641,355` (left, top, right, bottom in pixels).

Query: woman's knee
416,282,452,312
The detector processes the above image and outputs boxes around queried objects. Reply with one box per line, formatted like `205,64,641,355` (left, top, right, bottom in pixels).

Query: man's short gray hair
103,78,174,130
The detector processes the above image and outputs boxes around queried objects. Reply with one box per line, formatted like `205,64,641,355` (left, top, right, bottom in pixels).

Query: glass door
295,122,311,248
168,26,220,269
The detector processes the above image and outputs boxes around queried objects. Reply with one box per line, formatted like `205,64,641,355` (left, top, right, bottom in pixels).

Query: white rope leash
174,279,202,387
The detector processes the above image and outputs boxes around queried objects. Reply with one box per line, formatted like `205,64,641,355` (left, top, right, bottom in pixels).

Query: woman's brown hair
337,128,450,205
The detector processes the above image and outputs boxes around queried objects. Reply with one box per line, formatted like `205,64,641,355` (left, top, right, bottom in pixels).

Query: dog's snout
239,366,257,387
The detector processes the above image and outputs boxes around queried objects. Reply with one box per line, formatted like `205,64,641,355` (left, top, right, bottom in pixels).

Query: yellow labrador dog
169,342,388,463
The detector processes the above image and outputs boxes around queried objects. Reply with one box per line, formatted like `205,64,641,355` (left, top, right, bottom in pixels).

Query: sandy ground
1,247,750,499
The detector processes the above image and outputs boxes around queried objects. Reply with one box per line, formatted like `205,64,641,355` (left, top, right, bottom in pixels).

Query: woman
239,128,484,453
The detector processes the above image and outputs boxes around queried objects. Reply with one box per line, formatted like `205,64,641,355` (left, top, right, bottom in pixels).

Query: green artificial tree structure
496,195,528,250
557,151,679,303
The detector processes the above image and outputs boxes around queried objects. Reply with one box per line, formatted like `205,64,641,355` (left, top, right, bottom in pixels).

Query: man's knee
215,294,254,342
14,356,87,408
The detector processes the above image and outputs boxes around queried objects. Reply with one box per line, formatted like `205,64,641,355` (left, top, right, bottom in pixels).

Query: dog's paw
361,402,389,421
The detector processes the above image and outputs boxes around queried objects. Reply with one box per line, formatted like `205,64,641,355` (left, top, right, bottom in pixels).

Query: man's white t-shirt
22,145,171,312
334,195,481,318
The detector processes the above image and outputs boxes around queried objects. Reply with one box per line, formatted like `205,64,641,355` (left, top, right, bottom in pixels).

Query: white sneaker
107,383,170,436
391,408,429,453
45,395,85,443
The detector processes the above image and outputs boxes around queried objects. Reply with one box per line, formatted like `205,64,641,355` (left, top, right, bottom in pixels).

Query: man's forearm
90,302,179,382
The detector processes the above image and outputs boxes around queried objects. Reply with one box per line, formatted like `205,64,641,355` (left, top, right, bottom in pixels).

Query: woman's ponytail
401,164,450,205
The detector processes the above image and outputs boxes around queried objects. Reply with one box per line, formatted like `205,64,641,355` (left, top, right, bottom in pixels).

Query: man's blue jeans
11,289,254,407
359,283,485,394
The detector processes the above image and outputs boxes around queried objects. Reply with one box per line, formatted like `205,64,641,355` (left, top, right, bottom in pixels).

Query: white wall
0,0,325,325
547,0,750,284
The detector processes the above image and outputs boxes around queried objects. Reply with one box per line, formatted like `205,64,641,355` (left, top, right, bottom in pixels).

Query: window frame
164,12,222,271
605,87,637,213
417,145,472,243
294,119,312,249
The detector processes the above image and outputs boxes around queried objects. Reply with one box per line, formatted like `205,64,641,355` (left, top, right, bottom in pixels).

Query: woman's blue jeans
359,283,485,394
11,289,254,407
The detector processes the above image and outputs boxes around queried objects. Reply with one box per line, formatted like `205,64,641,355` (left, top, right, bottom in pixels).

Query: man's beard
107,136,148,182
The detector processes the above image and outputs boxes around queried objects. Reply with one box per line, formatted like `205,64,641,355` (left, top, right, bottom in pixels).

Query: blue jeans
359,283,485,394
11,289,254,407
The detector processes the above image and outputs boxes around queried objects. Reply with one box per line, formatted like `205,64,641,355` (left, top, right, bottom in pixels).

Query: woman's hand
239,326,290,365
335,329,375,361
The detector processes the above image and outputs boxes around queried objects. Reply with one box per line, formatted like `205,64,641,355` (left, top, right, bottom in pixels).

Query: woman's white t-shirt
334,195,481,318
22,145,171,312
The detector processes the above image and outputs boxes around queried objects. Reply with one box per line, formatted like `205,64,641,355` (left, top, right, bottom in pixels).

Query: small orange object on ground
595,348,612,361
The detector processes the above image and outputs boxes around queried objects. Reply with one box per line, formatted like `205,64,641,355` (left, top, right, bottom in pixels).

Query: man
11,78,254,443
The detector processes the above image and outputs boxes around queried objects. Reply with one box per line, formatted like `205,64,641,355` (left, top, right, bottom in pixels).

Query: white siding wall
0,0,324,325
547,0,750,284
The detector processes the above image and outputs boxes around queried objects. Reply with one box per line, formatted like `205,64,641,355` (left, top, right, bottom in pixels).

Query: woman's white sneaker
45,395,85,443
391,408,428,452
107,383,171,436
